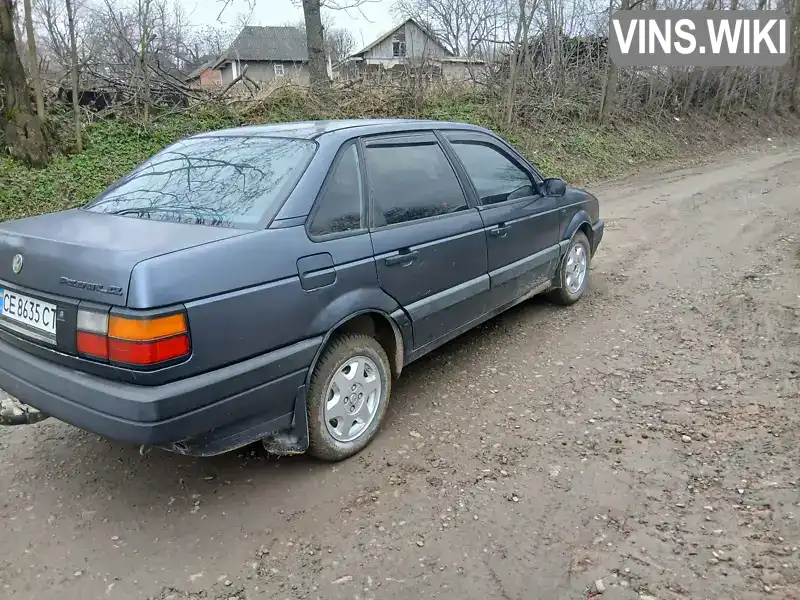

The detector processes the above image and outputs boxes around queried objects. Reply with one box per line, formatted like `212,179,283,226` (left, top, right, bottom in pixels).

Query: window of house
446,135,536,205
308,144,364,236
392,33,407,57
274,64,285,77
365,135,468,227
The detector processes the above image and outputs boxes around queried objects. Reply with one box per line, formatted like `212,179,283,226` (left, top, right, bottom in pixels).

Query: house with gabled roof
186,26,310,87
335,17,484,82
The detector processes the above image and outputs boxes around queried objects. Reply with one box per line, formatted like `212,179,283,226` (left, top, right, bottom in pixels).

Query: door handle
384,250,419,267
489,224,510,238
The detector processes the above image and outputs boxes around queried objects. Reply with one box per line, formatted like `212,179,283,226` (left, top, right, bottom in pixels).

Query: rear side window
309,143,363,236
365,135,467,227
446,135,536,205
84,136,317,228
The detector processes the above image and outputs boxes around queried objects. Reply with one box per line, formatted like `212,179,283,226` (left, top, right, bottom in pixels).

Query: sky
188,0,398,50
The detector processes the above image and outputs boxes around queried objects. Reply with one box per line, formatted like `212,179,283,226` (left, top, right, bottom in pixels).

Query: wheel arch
553,212,593,290
563,210,594,251
305,310,406,389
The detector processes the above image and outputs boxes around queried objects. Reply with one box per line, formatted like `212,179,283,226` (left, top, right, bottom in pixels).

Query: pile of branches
58,58,268,117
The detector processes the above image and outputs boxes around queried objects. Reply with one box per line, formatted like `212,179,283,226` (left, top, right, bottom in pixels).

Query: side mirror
542,178,567,197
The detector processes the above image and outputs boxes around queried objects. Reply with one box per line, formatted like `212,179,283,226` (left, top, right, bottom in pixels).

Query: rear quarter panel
129,227,399,378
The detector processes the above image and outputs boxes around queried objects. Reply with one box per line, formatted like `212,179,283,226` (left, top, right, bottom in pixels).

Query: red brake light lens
108,334,191,366
76,330,109,359
76,307,191,367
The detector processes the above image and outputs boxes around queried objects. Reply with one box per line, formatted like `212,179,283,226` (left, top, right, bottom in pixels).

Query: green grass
0,87,759,222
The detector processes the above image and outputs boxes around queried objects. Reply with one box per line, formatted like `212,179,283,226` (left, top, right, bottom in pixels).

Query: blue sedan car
0,119,604,460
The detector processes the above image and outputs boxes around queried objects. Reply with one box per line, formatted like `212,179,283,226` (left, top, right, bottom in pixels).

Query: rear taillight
77,308,191,367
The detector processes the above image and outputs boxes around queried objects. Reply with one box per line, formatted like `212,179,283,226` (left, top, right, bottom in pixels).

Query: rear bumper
0,336,320,448
591,219,604,255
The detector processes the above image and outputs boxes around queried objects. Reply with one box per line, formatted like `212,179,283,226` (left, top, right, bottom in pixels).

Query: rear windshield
84,135,317,228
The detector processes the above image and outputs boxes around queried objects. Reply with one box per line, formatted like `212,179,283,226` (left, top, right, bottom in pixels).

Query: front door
363,132,489,352
442,131,560,308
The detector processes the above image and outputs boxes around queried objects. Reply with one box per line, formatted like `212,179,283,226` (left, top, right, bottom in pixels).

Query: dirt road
1,145,799,600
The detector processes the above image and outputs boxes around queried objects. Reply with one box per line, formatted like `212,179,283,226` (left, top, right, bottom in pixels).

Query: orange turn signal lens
108,313,187,342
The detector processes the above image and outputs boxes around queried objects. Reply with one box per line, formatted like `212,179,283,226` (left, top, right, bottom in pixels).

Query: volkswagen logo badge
11,254,23,274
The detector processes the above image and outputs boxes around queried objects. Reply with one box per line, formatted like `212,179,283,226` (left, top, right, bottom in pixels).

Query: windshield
84,135,317,228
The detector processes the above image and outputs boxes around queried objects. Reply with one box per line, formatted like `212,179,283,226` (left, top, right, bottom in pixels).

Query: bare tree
287,15,355,64
598,0,629,123
65,0,81,150
1,0,49,165
301,0,328,86
186,24,234,63
505,0,538,126
324,25,355,63
23,0,45,120
290,0,375,86
792,0,800,111
138,0,154,119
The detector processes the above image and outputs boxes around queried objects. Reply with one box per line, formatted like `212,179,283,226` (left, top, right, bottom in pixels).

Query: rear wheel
307,333,392,461
549,231,591,305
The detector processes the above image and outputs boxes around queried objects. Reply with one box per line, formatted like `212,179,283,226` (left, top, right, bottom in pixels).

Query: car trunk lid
0,209,246,307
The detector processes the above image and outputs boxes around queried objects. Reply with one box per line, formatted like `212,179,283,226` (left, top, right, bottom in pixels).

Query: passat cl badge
11,254,23,274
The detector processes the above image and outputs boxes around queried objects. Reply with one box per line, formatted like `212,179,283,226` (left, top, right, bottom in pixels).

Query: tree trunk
793,0,800,111
504,12,524,127
0,0,48,165
598,61,619,123
302,0,329,88
685,0,717,114
717,67,737,112
142,40,150,121
767,68,781,113
682,68,701,113
65,0,81,151
136,0,152,120
505,0,536,128
793,41,800,112
599,0,629,123
22,0,44,121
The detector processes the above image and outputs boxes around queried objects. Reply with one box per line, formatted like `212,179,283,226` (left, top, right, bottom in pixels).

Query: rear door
301,140,374,293
363,132,489,352
443,131,560,309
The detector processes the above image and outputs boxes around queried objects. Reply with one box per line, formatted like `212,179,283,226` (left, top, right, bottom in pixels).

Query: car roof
189,119,488,140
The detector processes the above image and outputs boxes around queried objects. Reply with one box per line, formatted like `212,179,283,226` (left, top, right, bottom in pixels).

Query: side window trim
440,130,542,208
306,140,368,241
480,131,545,183
433,129,480,209
443,129,544,184
360,130,475,231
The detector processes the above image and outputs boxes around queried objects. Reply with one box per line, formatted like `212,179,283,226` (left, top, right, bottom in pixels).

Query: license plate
0,289,57,336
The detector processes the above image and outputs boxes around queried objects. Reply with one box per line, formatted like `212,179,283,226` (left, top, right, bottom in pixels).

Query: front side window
365,135,468,227
446,134,536,205
309,144,364,236
85,136,317,228
274,63,285,77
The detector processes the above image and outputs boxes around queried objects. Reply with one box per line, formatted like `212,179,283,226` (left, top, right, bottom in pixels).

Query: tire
549,231,591,306
307,333,392,461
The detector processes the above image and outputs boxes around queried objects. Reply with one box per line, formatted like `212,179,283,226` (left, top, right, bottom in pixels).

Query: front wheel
549,231,591,305
307,333,392,461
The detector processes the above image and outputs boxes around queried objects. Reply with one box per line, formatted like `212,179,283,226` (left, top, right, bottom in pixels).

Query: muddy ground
1,145,799,600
